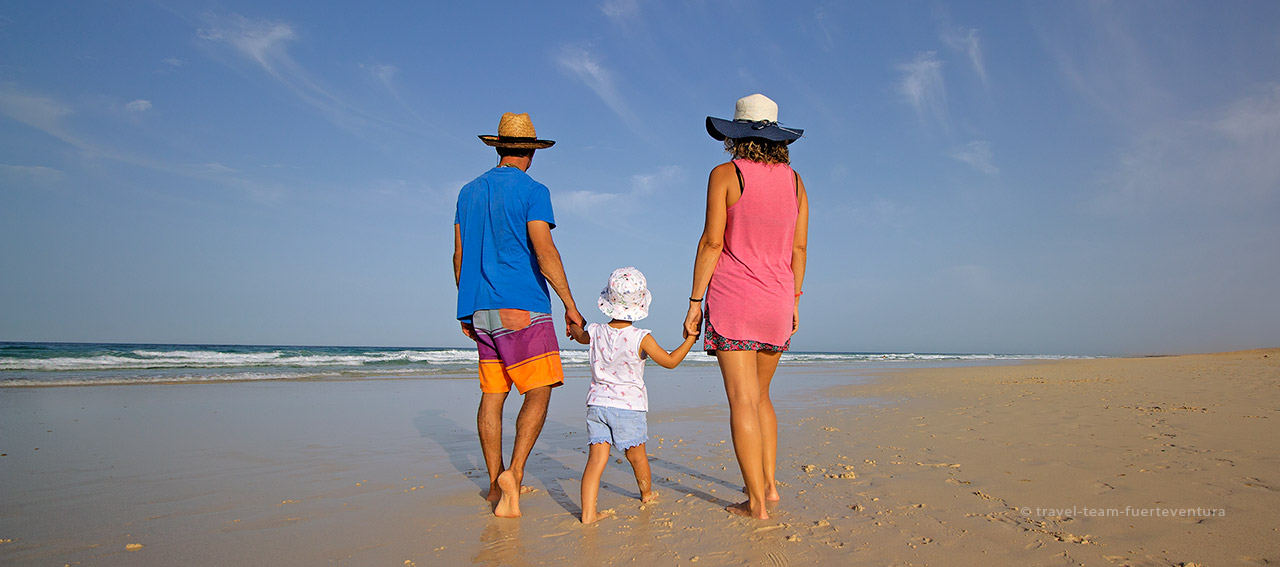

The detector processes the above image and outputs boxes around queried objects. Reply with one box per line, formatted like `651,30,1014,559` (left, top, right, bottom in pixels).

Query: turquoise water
0,342,1098,387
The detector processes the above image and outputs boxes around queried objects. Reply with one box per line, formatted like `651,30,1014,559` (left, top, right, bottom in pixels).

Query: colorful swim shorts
471,309,564,394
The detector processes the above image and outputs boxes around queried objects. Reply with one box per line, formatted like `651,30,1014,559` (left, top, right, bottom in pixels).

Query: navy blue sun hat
706,93,804,143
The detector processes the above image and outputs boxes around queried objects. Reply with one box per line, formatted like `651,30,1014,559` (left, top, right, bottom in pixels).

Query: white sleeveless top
586,323,652,411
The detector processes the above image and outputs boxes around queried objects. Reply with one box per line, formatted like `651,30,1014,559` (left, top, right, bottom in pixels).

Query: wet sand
1,350,1276,566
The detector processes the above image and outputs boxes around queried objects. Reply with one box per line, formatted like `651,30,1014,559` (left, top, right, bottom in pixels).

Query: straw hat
598,267,651,322
706,94,804,143
479,112,556,149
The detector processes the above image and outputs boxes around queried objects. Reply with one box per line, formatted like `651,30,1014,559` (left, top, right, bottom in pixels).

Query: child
568,267,698,524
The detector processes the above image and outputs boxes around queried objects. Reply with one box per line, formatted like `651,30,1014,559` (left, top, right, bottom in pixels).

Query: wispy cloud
1099,85,1280,212
941,25,987,88
0,83,96,153
1045,3,1169,124
0,84,287,201
125,99,152,112
898,51,948,132
555,45,643,135
197,14,296,75
559,165,682,224
0,163,65,183
600,0,639,22
949,140,998,175
162,57,185,68
197,13,393,135
812,7,835,52
359,61,448,136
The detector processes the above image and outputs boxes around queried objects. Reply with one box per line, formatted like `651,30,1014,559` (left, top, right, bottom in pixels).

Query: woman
685,94,809,520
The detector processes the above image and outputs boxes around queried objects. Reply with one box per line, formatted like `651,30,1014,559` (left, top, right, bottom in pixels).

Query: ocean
0,342,1097,387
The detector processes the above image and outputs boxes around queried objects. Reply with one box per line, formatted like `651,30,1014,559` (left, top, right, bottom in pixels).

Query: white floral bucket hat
598,267,651,322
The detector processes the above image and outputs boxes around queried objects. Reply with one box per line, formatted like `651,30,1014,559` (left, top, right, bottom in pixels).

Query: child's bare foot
726,500,768,520
640,490,657,504
581,508,615,525
493,470,521,518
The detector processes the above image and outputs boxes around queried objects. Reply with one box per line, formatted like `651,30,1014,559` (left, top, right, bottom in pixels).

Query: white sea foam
0,343,1101,387
0,348,482,372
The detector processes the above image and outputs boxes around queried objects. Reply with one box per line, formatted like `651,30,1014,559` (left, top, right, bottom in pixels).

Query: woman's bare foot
640,490,657,504
493,470,522,518
742,484,782,502
726,500,768,520
581,507,615,525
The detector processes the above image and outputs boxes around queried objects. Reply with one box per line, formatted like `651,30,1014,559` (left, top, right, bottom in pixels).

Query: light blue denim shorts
586,405,648,450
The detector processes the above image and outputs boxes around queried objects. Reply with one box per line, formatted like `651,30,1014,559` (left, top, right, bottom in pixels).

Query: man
453,111,584,518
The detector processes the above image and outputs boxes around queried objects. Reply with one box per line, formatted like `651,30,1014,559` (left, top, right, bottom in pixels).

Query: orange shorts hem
478,352,564,394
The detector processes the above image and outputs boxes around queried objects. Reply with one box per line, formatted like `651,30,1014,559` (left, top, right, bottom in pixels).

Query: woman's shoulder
710,161,738,175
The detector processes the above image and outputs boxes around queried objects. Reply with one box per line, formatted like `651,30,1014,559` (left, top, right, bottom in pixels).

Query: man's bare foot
487,483,536,503
493,470,522,518
581,508,615,525
726,500,768,520
640,490,657,504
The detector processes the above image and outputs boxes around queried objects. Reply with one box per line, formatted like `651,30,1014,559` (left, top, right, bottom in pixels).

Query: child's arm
638,332,698,369
567,321,590,345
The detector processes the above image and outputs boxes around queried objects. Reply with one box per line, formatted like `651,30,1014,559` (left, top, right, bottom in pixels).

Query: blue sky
2,2,1278,355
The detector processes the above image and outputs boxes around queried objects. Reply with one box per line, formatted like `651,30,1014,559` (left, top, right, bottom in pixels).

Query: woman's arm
639,333,698,369
791,173,810,335
684,163,734,337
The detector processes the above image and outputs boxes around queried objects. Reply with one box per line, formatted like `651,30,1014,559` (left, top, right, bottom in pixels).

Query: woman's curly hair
725,138,790,165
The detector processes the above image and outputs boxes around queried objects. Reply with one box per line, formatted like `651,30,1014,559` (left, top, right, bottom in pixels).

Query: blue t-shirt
454,167,556,321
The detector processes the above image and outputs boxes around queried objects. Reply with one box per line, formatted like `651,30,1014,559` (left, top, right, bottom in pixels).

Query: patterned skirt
703,315,790,354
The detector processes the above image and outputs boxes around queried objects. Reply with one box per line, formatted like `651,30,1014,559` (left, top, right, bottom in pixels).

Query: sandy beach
1,349,1276,566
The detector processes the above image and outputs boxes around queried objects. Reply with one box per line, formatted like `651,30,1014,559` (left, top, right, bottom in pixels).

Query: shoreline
1,350,1275,566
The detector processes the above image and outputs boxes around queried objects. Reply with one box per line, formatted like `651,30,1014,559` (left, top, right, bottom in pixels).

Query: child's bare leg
581,443,612,524
624,443,655,503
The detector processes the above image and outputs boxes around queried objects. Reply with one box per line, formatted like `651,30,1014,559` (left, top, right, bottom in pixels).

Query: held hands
565,307,586,338
683,302,703,339
460,321,478,341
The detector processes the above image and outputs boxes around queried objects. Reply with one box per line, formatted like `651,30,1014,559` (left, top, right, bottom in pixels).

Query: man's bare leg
756,350,783,502
478,391,509,503
494,385,552,518
718,351,769,520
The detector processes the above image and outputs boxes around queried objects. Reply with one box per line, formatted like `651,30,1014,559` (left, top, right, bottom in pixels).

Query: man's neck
496,155,532,171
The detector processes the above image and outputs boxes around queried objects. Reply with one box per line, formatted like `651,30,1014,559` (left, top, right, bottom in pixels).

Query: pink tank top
705,159,797,346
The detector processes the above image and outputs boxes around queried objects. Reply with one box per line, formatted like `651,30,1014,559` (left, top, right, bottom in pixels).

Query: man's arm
453,224,463,288
453,223,476,340
527,220,584,334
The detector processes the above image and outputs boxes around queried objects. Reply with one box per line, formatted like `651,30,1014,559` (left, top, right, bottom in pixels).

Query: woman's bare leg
756,350,783,502
580,443,612,524
717,350,768,519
